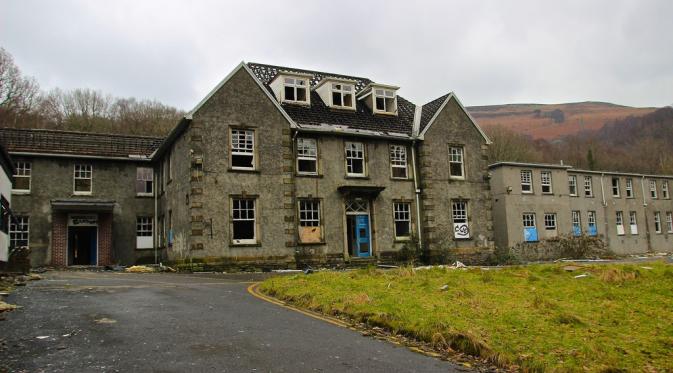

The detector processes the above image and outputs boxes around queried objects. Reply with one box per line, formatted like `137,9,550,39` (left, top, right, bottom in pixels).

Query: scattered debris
104,265,126,271
159,265,176,273
273,269,302,273
304,267,314,275
453,261,467,268
94,317,117,324
640,266,653,270
0,291,9,297
439,284,449,291
36,336,50,340
0,301,19,312
377,264,399,269
574,273,590,279
562,265,582,272
124,265,154,273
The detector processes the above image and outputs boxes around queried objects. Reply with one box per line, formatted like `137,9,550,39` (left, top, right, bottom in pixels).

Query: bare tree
0,47,40,123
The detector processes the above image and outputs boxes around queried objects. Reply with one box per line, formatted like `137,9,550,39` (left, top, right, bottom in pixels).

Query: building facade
0,142,14,264
490,162,673,255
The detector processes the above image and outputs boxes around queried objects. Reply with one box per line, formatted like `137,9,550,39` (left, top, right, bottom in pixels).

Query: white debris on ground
124,265,155,273
415,261,468,271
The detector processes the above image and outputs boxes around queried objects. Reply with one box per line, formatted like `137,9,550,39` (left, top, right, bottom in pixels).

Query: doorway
68,226,98,265
345,199,371,257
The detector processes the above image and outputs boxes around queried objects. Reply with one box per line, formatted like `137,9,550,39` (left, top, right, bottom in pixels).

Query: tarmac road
0,271,465,372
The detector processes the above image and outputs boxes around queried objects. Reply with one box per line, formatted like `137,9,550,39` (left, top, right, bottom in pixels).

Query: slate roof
0,128,163,159
247,63,416,136
419,93,450,134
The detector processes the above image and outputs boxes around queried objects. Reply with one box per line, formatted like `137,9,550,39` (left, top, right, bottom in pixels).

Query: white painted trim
418,92,492,144
9,151,152,162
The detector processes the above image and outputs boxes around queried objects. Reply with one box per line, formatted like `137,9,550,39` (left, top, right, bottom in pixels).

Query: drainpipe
154,167,159,265
411,141,423,249
599,173,606,207
599,173,610,248
641,176,653,252
291,130,299,267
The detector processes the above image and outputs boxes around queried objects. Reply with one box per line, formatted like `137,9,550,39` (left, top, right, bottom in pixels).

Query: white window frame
629,211,638,235
662,181,669,199
298,200,321,227
588,211,597,233
611,177,620,198
330,83,355,109
452,200,470,239
231,198,256,244
136,216,153,249
389,145,408,179
616,211,625,235
373,88,397,114
523,213,536,228
345,141,366,177
540,171,552,194
650,180,658,199
296,138,318,175
393,202,412,240
544,213,557,230
568,175,577,196
283,76,309,104
584,176,593,197
136,167,154,196
572,210,582,234
449,146,465,179
9,215,29,248
521,170,533,193
73,164,93,195
230,129,255,170
625,178,634,198
654,212,662,234
12,161,31,193
666,212,673,233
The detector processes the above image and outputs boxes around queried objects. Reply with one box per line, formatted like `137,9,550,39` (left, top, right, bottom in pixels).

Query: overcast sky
2,0,672,110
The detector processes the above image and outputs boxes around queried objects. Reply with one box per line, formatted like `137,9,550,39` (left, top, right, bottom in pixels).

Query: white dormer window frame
330,83,355,109
282,76,310,104
373,88,397,114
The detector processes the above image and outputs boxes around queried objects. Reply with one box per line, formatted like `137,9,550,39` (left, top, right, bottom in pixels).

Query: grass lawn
259,262,673,372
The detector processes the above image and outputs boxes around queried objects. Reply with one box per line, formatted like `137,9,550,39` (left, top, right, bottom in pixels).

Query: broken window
136,216,153,249
625,178,634,198
298,199,321,243
389,145,408,179
662,181,669,199
374,88,396,114
522,213,537,242
541,171,552,194
521,170,532,193
345,142,365,176
331,83,354,109
136,167,154,195
587,211,597,236
616,211,625,235
611,177,620,197
232,198,256,243
544,213,557,230
654,212,662,233
393,202,411,239
296,138,318,175
230,129,255,170
13,162,31,192
572,211,581,236
584,176,593,197
650,180,658,199
568,175,577,196
283,77,308,103
449,146,465,179
9,215,29,248
629,211,638,235
74,164,92,194
452,200,470,239
666,212,673,233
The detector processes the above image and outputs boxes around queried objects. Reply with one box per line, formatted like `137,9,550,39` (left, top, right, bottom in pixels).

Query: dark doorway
68,226,97,265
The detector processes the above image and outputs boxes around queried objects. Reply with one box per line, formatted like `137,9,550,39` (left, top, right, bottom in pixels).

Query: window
616,211,625,235
13,162,31,192
654,212,662,234
544,213,557,230
230,129,255,170
232,198,256,244
541,171,552,194
136,216,153,249
662,181,669,199
0,196,9,234
629,211,638,235
374,88,397,114
587,211,597,236
611,177,620,197
136,167,153,195
666,212,673,233
345,142,365,176
74,164,92,194
167,151,172,181
584,176,593,197
390,145,408,179
449,147,465,179
331,83,354,109
568,175,577,196
650,180,657,199
298,199,321,243
452,200,470,239
522,213,537,242
9,216,29,248
625,178,634,198
283,77,308,103
296,138,318,175
571,211,582,236
521,170,533,193
393,202,411,239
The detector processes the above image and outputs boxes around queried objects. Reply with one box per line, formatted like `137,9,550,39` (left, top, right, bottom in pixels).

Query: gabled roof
247,63,416,137
0,128,162,160
418,92,491,144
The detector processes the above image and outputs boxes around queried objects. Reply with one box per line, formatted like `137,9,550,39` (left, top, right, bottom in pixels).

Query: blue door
355,215,371,257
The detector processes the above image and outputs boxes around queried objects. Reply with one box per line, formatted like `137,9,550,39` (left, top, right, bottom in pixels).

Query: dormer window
374,89,396,113
331,83,354,109
283,77,308,103
358,83,399,115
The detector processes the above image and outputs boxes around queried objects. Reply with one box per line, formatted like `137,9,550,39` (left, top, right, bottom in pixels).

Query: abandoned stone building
490,162,673,255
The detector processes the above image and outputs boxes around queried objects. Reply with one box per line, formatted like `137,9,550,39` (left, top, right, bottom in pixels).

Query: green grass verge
259,262,673,372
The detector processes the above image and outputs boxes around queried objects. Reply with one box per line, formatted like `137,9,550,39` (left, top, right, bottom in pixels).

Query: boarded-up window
587,211,597,236
231,129,255,169
136,216,153,249
629,211,638,235
74,164,92,194
232,198,256,243
389,145,408,179
298,200,321,243
393,202,411,239
572,211,581,236
616,211,625,235
452,200,469,239
13,162,31,192
522,213,537,242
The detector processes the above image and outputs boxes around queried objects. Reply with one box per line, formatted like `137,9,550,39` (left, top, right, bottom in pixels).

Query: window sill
453,237,473,241
391,177,412,182
394,237,412,243
372,110,398,117
136,194,154,198
297,241,326,246
521,191,533,195
281,100,311,107
230,242,261,247
345,175,368,180
542,192,554,196
328,106,356,112
228,168,260,174
296,173,323,178
73,192,93,196
569,194,578,197
449,176,465,181
12,190,31,195
135,247,155,251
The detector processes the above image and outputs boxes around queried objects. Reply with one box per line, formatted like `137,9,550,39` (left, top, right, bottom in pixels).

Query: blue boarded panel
588,225,597,236
355,215,370,257
573,225,582,237
524,227,538,242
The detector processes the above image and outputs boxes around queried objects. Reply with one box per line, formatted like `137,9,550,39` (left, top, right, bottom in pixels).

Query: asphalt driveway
0,271,465,372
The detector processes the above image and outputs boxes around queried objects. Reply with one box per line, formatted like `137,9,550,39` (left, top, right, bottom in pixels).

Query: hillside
467,102,657,140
